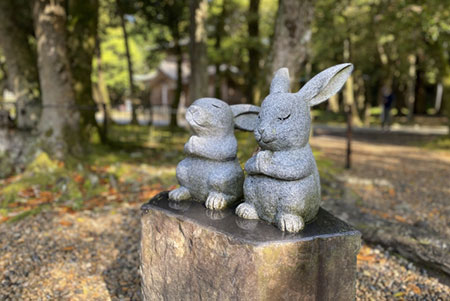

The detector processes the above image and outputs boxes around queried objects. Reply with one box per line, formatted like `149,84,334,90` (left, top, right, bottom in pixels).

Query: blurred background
0,0,449,300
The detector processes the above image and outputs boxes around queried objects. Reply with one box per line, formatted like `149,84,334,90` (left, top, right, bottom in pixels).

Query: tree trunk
189,0,208,104
94,34,109,143
170,37,183,129
414,54,427,115
67,0,100,141
246,0,260,104
343,39,362,126
33,0,82,158
407,54,417,121
268,0,314,86
214,0,228,99
0,1,40,130
117,3,137,125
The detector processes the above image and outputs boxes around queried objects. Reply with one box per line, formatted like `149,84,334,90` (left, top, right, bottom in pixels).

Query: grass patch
7,204,50,223
312,110,346,124
421,136,450,150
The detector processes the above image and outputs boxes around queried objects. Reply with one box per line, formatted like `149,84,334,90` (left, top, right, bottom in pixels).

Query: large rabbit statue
236,63,353,232
169,97,260,210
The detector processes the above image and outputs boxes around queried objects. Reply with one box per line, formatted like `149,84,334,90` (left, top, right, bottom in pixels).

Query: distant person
381,86,395,130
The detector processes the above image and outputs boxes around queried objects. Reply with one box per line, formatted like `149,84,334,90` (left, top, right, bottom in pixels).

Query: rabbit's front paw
184,136,198,154
236,203,259,220
276,213,304,233
169,187,191,201
245,156,259,174
205,192,228,210
256,150,272,171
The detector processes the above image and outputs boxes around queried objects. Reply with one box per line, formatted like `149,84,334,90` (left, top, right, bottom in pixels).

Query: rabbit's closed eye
278,114,291,121
211,104,220,108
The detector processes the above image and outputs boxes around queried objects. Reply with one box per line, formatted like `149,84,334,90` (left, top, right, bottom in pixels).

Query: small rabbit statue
236,63,353,232
169,97,260,210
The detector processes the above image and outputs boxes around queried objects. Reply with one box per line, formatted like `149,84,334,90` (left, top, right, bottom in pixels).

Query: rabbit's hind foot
235,202,259,220
169,186,191,201
205,192,233,210
276,213,304,233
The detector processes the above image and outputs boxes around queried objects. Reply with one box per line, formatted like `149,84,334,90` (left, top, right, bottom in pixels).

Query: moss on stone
26,152,59,174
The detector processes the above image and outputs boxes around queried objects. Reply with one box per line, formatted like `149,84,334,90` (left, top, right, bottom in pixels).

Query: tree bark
214,0,228,99
0,0,40,130
171,36,183,128
189,0,208,104
33,0,82,158
246,0,260,104
406,54,417,121
94,34,110,143
414,54,427,115
67,0,100,141
117,1,138,125
268,0,315,87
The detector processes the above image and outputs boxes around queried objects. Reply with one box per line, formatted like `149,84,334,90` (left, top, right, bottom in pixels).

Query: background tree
268,0,315,89
116,0,139,124
189,0,209,103
138,0,189,128
246,0,260,104
33,0,82,158
67,0,102,141
0,0,40,130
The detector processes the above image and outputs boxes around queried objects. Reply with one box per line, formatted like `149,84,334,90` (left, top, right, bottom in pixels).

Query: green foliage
312,0,450,121
26,152,59,174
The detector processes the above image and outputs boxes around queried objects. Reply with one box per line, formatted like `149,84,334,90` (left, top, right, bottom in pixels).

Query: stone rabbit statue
169,97,260,210
236,63,353,232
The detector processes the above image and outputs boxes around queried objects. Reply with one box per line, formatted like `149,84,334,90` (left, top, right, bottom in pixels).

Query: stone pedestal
140,192,361,300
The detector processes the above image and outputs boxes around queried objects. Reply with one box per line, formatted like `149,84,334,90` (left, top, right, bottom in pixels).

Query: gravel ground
1,202,449,300
311,134,450,238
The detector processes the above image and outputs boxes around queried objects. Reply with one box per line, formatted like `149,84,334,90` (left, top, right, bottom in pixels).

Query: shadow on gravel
103,208,142,301
313,127,443,147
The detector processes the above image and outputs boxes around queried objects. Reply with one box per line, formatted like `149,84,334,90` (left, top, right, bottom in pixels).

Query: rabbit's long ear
296,63,353,107
270,68,290,94
231,104,260,131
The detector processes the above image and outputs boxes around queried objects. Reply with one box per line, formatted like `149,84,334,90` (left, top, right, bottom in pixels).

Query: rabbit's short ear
270,68,290,94
297,63,353,107
231,104,260,131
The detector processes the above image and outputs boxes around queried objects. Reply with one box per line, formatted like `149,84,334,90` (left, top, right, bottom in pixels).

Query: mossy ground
421,136,450,150
0,125,337,223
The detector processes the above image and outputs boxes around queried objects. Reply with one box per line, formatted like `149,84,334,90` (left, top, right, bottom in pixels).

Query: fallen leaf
394,215,407,223
59,220,73,227
388,188,396,196
59,207,76,214
62,246,74,251
357,254,376,262
73,173,84,184
18,188,35,198
408,284,421,295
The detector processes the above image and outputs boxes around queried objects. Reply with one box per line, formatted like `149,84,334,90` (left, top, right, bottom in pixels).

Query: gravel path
1,202,449,300
311,134,450,238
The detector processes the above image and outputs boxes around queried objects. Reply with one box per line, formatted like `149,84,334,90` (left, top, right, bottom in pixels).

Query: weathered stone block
140,192,361,300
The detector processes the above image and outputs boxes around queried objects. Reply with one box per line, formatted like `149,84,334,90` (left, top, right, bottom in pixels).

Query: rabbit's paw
205,192,228,210
276,213,304,233
235,202,259,220
169,187,191,201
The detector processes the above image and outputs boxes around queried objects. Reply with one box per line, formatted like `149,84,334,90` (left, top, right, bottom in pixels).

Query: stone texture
236,64,353,233
169,98,259,210
141,192,361,300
